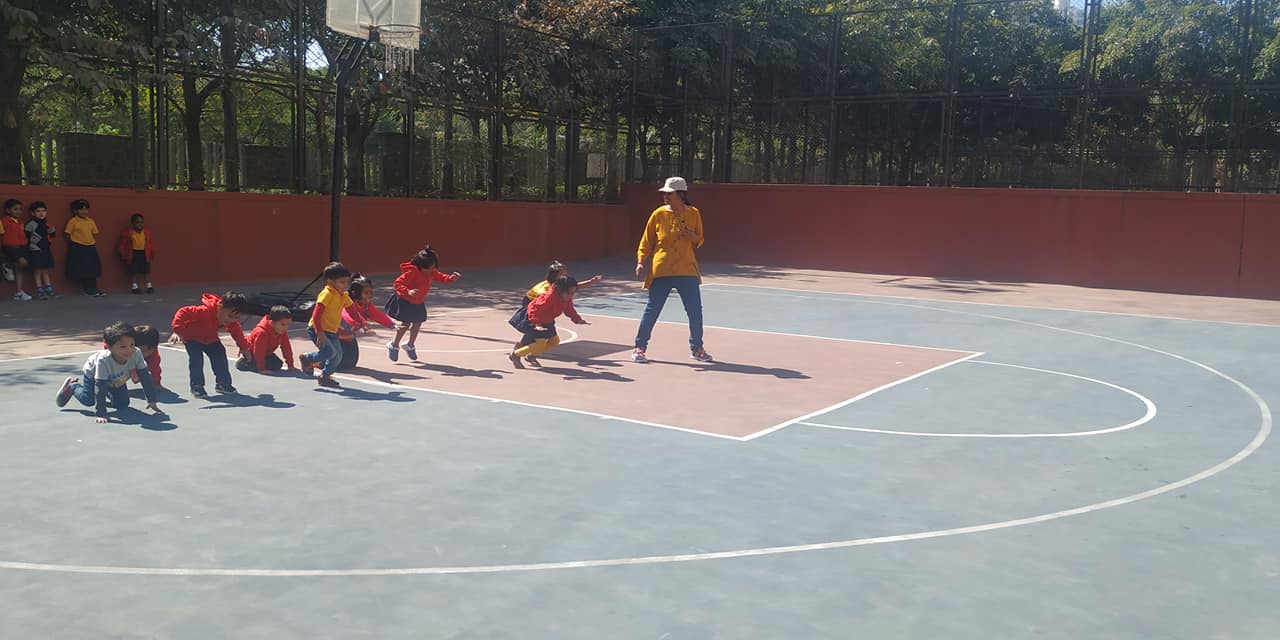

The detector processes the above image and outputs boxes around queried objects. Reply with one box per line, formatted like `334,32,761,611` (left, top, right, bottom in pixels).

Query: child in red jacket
508,276,589,369
117,213,155,294
236,305,296,374
382,245,460,362
128,324,167,392
167,291,251,397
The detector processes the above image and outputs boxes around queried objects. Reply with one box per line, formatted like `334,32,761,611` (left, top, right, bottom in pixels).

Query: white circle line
801,360,1158,438
0,304,1268,577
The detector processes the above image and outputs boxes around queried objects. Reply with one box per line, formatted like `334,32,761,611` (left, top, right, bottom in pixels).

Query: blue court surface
1,280,1278,639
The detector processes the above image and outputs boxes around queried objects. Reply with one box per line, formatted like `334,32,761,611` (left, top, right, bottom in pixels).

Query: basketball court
0,261,1277,638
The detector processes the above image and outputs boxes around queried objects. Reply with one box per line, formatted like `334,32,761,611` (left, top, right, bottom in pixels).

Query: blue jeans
186,340,231,388
634,275,704,352
72,378,129,410
306,328,343,377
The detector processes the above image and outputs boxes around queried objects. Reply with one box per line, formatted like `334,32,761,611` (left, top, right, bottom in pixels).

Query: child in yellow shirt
64,198,105,296
300,261,355,388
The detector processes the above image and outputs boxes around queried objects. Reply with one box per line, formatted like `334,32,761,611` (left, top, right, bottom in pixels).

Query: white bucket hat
658,176,688,192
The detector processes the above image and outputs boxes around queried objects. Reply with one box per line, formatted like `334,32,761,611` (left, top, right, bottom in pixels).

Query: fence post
292,0,307,193
718,19,734,183
1076,0,1103,189
489,22,504,200
1228,0,1256,192
826,14,840,185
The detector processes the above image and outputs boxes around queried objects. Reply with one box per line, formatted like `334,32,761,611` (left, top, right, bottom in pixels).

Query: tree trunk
605,121,619,201
311,96,330,193
182,73,208,190
0,55,28,183
544,117,557,200
220,0,240,191
442,106,455,196
345,110,368,195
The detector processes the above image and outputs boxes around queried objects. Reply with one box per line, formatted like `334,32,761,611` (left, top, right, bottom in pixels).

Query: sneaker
387,342,399,362
191,385,208,398
317,376,340,388
631,348,648,363
404,344,418,361
131,287,141,295
146,286,154,294
55,377,77,407
46,289,61,299
36,289,49,301
508,351,525,369
13,291,32,301
525,355,541,368
299,354,316,373
691,348,713,362
214,383,237,394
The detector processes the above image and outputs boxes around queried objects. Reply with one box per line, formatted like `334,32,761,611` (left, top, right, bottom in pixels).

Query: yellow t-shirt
310,285,353,333
636,205,704,287
66,216,99,246
131,230,147,250
525,280,552,301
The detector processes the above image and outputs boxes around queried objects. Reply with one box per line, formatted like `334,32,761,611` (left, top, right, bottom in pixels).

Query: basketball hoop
375,24,419,76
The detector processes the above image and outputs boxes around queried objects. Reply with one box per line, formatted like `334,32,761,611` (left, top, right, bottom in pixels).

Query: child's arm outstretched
135,364,162,414
565,300,590,325
363,303,395,329
280,331,296,370
432,270,462,283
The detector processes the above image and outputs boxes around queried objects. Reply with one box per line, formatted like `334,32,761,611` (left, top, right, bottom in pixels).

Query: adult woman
632,176,712,363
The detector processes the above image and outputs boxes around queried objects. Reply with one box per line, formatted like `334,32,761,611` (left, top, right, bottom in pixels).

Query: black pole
329,41,367,262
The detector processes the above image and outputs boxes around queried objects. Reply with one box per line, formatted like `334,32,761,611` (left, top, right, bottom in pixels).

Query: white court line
740,352,984,441
0,349,96,363
703,282,1280,328
0,297,1269,576
800,360,1158,439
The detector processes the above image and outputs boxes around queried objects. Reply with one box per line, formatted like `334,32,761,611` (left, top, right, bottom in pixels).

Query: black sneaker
508,351,525,369
525,355,542,368
215,383,237,394
56,377,77,407
191,385,208,398
317,376,340,388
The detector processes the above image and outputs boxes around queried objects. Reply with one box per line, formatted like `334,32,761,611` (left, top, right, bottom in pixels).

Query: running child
300,262,355,388
168,291,252,397
56,321,164,423
508,275,589,368
117,213,156,294
337,273,393,371
24,201,58,299
384,245,460,362
237,305,296,374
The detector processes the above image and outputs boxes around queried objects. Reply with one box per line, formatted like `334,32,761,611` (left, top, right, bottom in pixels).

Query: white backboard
326,0,420,42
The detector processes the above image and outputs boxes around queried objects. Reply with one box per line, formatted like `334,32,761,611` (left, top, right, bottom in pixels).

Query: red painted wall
623,183,1278,300
1,186,631,290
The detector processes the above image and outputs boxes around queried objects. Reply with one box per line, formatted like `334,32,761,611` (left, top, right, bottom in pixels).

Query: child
117,213,155,294
508,276,590,368
337,274,393,371
1,198,31,300
384,245,461,362
128,324,166,392
237,305,297,374
168,291,252,397
519,260,602,308
56,321,163,423
24,201,58,299
64,198,105,297
300,261,355,388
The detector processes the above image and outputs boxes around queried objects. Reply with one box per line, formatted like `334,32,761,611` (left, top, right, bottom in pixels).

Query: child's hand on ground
166,333,183,345
573,317,590,325
95,416,108,424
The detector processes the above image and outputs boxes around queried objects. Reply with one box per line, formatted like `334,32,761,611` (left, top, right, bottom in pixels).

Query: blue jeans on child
185,340,231,388
71,378,130,410
634,275,704,352
306,327,343,377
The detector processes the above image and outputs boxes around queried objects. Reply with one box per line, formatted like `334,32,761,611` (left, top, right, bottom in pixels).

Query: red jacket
526,288,584,326
171,293,250,349
1,215,25,248
117,228,155,263
392,262,458,304
245,315,295,370
129,349,163,388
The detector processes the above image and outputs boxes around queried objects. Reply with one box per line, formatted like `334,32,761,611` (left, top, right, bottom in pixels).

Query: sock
131,283,139,290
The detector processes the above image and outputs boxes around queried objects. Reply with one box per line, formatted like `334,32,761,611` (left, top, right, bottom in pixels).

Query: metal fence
12,0,1279,198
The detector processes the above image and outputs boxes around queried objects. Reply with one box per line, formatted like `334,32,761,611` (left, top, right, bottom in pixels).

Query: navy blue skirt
384,294,427,324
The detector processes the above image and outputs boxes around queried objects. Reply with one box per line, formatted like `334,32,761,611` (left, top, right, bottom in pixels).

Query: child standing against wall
24,201,58,299
65,199,105,297
117,213,155,294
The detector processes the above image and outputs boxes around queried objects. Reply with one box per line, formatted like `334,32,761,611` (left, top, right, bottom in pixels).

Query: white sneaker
13,291,32,301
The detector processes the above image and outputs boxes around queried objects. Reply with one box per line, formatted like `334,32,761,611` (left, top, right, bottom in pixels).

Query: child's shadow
532,365,634,382
405,362,504,380
129,388,190,405
667,360,810,379
315,386,416,402
199,393,297,410
71,408,179,431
